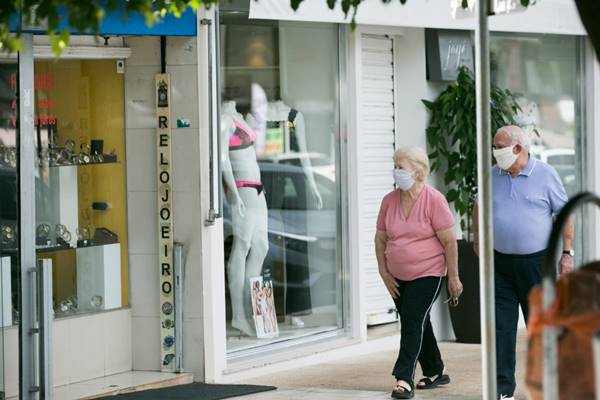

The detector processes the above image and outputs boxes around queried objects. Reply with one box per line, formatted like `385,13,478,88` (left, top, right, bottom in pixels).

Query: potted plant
422,66,519,343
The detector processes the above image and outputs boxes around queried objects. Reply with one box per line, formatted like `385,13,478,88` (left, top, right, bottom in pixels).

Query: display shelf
36,238,119,254
1,228,119,254
48,159,118,168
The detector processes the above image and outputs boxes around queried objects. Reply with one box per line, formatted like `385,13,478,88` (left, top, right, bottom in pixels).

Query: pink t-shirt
376,185,455,281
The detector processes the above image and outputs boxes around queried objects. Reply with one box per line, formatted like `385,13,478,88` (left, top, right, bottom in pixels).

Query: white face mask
393,169,415,190
493,145,518,171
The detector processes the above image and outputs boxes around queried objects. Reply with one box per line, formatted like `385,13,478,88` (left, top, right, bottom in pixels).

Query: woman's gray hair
497,125,531,150
393,146,430,182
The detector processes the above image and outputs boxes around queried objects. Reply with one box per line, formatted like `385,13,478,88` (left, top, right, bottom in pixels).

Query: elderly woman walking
375,146,463,399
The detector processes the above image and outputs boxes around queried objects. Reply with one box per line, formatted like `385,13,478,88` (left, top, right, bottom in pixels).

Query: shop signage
425,29,474,81
10,5,197,36
156,73,175,372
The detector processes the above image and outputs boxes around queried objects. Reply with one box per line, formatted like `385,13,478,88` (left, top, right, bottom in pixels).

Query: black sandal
416,373,450,389
391,381,414,399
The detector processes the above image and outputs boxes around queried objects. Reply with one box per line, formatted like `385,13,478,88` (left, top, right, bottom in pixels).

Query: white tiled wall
124,35,205,380
1,308,132,398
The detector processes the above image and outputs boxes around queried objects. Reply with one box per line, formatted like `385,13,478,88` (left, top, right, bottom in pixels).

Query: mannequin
221,100,269,337
263,100,323,209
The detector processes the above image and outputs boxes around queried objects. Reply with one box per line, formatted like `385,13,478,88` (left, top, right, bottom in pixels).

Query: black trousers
494,250,545,397
392,276,444,385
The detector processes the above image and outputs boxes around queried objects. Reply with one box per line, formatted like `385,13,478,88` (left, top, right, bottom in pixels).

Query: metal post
475,1,497,399
18,32,39,400
174,242,184,373
38,259,53,400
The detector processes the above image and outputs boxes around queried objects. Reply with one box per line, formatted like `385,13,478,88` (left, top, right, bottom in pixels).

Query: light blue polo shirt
490,155,568,255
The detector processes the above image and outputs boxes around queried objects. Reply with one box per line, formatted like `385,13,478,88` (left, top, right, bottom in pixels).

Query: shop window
490,34,585,260
220,2,343,353
0,62,19,328
28,60,127,318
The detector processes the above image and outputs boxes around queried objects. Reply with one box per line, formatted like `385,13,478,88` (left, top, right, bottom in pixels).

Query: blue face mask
393,169,415,190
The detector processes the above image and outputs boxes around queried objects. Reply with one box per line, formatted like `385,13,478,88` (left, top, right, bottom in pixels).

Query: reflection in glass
491,34,584,260
220,2,342,353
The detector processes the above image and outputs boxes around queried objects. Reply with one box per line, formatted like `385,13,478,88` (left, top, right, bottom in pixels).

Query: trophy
55,224,72,246
36,223,51,246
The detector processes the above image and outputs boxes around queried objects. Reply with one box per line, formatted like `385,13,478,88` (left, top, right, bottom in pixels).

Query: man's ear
514,144,522,154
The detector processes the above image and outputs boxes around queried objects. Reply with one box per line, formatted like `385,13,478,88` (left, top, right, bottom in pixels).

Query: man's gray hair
496,125,531,150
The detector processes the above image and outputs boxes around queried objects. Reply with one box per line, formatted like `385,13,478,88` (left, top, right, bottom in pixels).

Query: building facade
0,0,599,397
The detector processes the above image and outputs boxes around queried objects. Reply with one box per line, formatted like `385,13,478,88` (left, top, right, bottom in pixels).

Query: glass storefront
219,2,344,353
0,59,129,321
35,59,128,316
490,34,585,258
0,61,19,397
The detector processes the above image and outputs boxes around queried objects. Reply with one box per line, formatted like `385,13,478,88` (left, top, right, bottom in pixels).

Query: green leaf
291,0,303,10
446,189,459,202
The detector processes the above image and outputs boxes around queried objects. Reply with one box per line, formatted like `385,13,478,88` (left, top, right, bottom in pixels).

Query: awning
249,0,585,36
11,5,197,36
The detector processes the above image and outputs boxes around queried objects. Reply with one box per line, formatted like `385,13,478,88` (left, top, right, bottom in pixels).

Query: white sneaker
291,316,305,328
500,395,515,400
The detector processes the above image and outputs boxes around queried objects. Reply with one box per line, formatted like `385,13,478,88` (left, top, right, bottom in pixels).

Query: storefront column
197,6,227,382
18,32,39,400
585,40,600,260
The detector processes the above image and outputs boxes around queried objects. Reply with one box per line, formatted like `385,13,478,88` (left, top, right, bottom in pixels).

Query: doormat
97,383,277,400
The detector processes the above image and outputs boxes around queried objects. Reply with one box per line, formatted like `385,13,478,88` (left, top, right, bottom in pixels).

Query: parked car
259,152,336,182
532,148,577,196
223,162,338,319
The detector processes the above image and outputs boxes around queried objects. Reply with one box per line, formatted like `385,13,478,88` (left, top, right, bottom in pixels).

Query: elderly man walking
472,125,574,400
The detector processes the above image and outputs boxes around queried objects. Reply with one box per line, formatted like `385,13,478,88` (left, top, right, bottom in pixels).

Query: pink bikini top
228,118,256,150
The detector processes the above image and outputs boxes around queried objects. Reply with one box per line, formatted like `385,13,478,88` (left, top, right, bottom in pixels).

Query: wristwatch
562,249,574,257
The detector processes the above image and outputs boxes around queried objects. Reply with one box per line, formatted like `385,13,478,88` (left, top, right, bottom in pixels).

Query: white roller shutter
358,34,397,325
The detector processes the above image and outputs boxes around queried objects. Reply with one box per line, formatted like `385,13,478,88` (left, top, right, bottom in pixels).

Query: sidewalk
231,327,528,400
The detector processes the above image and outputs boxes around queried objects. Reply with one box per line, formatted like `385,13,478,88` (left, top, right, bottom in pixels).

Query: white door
358,34,397,325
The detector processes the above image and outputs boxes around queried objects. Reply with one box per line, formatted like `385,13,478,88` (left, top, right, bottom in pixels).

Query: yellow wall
36,60,129,306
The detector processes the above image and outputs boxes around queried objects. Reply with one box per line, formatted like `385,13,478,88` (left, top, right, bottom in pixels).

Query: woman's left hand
447,276,463,299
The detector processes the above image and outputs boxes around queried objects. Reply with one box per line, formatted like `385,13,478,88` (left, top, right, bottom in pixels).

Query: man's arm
559,216,575,274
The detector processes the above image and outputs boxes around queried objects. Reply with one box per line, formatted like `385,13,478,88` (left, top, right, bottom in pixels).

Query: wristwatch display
0,225,15,246
0,145,17,168
77,225,95,245
90,295,103,309
562,249,574,257
36,223,52,246
55,224,72,245
79,143,91,164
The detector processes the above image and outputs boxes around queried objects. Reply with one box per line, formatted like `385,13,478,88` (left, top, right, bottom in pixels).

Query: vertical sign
156,74,175,371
